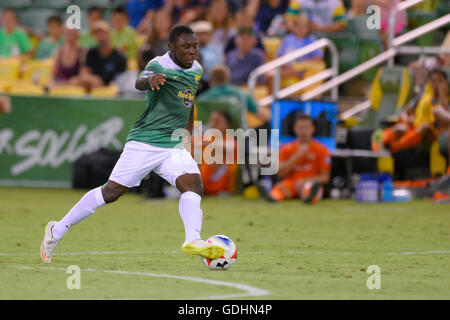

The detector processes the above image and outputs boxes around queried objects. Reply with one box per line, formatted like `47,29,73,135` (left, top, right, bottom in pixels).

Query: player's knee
101,182,127,203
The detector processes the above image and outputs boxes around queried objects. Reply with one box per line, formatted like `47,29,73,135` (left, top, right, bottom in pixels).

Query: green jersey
126,52,203,148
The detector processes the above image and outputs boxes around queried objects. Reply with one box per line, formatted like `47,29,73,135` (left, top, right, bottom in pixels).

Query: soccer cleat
40,221,60,264
181,239,225,260
257,184,277,202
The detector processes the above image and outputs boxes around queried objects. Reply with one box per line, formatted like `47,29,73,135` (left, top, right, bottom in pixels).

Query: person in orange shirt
262,113,331,202
195,110,239,196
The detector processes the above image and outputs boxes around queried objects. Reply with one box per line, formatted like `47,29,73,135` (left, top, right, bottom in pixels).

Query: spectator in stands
224,9,266,55
166,0,208,26
372,69,449,154
34,16,63,60
198,65,271,122
374,0,407,48
51,27,86,86
206,0,235,50
225,27,265,86
126,0,164,34
195,110,239,196
409,31,450,90
246,0,289,33
285,0,347,33
267,15,325,94
0,8,32,58
111,6,140,60
347,0,367,18
71,21,127,92
261,113,331,202
139,9,172,59
190,21,224,82
79,6,103,49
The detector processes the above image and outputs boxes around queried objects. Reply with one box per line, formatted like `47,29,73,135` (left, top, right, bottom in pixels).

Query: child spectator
268,15,325,94
225,27,265,85
34,16,63,60
285,0,347,33
51,27,86,86
347,0,367,18
111,6,140,60
0,8,32,58
79,6,103,49
70,21,127,92
261,113,331,202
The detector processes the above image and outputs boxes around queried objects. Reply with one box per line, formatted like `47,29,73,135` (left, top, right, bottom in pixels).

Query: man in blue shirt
225,27,265,85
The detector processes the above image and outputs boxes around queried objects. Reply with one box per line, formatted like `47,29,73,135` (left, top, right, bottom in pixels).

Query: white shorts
109,141,200,188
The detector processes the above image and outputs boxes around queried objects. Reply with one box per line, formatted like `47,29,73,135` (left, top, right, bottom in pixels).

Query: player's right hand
148,74,166,91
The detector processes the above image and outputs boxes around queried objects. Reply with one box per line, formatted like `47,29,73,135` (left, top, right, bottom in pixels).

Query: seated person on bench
372,68,449,154
263,113,331,203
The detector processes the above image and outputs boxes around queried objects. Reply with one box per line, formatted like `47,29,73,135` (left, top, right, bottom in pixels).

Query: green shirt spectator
34,36,63,59
111,6,139,60
198,84,258,114
34,15,64,60
111,25,139,60
0,28,32,57
79,29,98,49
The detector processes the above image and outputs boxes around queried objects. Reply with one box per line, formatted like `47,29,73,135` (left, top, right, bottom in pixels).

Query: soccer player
40,25,225,264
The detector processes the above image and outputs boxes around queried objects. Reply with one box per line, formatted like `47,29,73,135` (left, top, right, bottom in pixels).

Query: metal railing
300,14,450,102
340,45,450,120
247,38,339,108
388,0,426,67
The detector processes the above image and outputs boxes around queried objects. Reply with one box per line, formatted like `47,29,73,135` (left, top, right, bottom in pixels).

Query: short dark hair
48,15,62,25
113,6,128,16
88,6,103,15
295,112,314,123
169,25,195,44
430,68,448,81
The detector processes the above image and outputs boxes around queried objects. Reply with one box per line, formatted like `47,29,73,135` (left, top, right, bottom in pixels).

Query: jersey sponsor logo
195,74,201,83
177,87,195,108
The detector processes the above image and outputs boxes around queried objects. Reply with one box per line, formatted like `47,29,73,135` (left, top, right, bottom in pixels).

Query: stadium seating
8,82,45,96
356,66,414,130
90,84,119,98
22,59,54,87
0,59,21,92
262,37,282,62
49,85,85,97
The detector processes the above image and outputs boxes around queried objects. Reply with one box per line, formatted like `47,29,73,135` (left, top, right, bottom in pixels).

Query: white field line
14,266,270,300
1,250,450,257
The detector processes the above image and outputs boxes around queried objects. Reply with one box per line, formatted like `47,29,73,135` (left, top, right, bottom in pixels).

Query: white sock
179,191,202,242
52,187,106,239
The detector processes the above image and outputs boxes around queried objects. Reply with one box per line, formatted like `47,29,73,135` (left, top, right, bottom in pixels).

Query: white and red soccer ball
201,235,237,270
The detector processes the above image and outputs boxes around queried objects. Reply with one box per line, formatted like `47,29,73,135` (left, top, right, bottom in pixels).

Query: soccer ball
201,235,237,270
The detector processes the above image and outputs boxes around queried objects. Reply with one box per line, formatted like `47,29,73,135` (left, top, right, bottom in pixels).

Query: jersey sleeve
140,60,164,77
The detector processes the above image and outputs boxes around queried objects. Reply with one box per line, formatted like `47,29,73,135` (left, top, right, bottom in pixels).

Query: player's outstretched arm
135,72,166,91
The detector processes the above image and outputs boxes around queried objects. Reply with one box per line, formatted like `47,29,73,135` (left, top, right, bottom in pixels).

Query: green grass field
1,187,449,299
